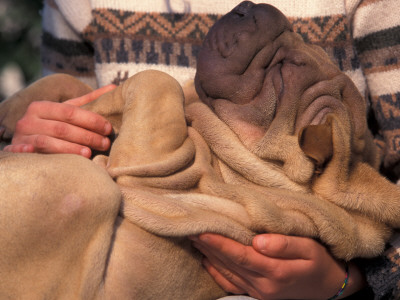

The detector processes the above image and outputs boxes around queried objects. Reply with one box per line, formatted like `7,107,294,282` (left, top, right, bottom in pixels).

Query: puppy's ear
299,121,333,169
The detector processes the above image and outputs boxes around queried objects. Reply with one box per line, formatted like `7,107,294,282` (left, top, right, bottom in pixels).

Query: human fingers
191,235,280,299
11,134,93,157
11,100,111,156
3,144,34,153
253,234,355,299
21,101,112,136
14,117,110,152
4,141,89,158
192,234,357,300
190,233,278,276
198,248,248,295
253,234,326,260
191,238,252,292
65,84,116,106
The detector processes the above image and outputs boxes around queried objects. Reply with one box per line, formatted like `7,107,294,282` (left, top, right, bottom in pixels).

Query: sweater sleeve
357,231,400,299
351,0,400,181
40,0,97,88
350,1,400,298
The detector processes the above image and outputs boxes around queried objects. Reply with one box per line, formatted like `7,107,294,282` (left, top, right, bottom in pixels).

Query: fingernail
198,234,210,243
22,145,30,152
80,148,91,158
188,235,198,241
102,137,109,149
254,236,267,251
104,123,112,135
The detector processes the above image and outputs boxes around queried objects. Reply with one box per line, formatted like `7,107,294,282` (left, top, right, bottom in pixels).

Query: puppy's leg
105,70,195,183
0,151,120,298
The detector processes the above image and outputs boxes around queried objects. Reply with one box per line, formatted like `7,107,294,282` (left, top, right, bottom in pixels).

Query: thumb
252,234,316,260
65,84,117,106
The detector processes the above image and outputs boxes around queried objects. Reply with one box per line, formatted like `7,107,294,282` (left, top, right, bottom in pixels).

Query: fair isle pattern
41,31,95,76
291,15,349,46
358,44,400,75
373,94,400,133
84,10,219,44
40,0,97,88
373,93,400,171
82,10,218,85
290,15,357,73
355,26,400,83
85,9,350,46
351,0,400,178
85,10,357,73
93,38,200,68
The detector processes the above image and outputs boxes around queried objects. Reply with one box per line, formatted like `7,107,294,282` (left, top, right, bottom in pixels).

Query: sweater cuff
357,231,400,299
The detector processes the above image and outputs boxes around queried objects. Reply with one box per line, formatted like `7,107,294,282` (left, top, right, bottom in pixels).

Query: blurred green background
0,0,43,101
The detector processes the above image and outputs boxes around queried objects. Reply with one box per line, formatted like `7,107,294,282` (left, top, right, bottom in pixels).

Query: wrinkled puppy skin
195,1,378,183
1,0,400,267
194,1,400,257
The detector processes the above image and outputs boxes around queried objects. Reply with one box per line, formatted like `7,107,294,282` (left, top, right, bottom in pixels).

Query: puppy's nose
232,1,254,17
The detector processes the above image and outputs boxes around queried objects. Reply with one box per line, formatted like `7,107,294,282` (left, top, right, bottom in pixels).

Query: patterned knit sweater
41,0,400,298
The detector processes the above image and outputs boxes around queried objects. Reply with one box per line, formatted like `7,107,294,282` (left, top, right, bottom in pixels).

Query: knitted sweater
41,0,400,298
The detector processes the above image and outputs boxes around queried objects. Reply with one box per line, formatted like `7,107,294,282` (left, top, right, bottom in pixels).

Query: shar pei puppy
0,1,399,299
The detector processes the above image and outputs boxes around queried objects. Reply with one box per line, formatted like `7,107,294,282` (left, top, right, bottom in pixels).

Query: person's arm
190,233,366,300
350,1,400,297
41,0,97,88
357,230,400,299
350,0,400,179
3,85,115,157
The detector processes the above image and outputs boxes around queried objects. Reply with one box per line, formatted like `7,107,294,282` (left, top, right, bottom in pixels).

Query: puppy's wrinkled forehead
195,1,292,104
206,1,290,59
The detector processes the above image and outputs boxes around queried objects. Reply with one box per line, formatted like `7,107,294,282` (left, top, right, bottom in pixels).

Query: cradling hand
189,233,366,300
3,84,116,158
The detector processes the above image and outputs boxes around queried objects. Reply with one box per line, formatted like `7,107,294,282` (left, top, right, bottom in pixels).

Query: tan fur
0,69,399,299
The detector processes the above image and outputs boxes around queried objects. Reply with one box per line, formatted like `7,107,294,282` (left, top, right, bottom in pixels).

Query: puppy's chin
211,98,266,148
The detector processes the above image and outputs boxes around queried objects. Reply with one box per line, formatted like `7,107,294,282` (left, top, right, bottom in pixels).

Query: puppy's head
195,1,375,178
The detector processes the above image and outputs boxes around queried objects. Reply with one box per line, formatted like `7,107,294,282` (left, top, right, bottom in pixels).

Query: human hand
3,84,116,158
189,233,366,300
